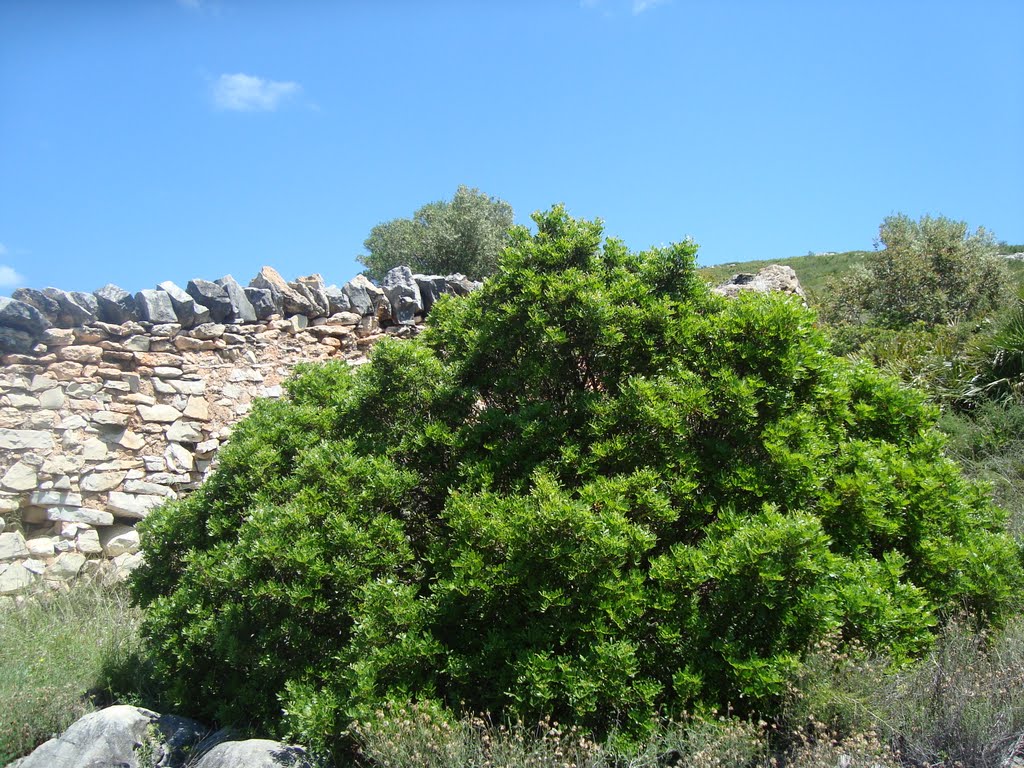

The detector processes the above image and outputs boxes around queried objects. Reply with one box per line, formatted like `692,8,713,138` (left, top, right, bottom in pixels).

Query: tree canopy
823,213,1008,328
357,186,514,281
134,207,1021,756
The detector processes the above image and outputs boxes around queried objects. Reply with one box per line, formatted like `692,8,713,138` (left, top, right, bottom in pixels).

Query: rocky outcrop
0,266,478,595
5,705,316,768
712,264,807,301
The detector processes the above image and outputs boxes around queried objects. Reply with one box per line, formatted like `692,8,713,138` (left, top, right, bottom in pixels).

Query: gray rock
249,266,313,316
0,561,34,595
186,279,232,323
243,287,280,319
414,274,449,313
215,275,258,323
0,531,29,561
712,264,807,301
99,525,141,557
382,266,423,325
44,552,86,581
94,284,140,324
135,289,179,324
291,274,330,318
325,284,351,314
445,273,481,296
193,739,314,768
0,326,36,354
0,428,53,450
342,274,386,316
107,491,164,519
10,705,207,768
0,295,51,336
41,288,98,327
10,287,61,323
156,281,199,328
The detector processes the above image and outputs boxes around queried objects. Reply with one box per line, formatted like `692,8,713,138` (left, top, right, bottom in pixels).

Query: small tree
358,186,514,281
823,214,1008,329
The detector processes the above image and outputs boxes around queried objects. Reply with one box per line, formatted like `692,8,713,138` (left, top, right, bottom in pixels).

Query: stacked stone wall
0,265,479,596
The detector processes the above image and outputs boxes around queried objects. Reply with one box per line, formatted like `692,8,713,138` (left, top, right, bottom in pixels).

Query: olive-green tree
823,213,1007,328
358,186,514,281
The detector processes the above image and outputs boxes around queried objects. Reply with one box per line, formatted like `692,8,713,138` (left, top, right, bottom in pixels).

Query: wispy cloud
581,0,670,15
632,0,668,14
211,73,301,112
0,265,25,289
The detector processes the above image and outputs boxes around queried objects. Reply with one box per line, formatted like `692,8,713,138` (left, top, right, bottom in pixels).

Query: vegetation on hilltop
132,207,1022,759
358,186,514,281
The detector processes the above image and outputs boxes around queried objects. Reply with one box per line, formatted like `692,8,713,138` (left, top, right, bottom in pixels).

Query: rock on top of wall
712,265,807,301
94,284,140,324
186,279,233,323
215,275,258,323
382,266,423,325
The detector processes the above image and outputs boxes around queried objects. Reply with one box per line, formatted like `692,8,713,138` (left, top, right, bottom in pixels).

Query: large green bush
133,207,1021,755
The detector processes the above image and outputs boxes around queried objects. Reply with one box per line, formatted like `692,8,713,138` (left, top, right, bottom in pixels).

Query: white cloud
212,73,301,112
632,0,669,14
0,265,25,289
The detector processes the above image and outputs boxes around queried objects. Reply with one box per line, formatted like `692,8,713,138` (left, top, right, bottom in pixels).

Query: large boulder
41,288,98,327
186,279,232,323
712,264,807,301
414,274,449,313
249,266,313,316
157,281,202,328
9,705,206,768
94,284,140,324
381,266,423,325
324,284,351,314
135,289,179,324
215,275,258,323
0,296,50,336
192,739,315,768
342,274,386,317
10,288,61,324
243,287,280,320
291,274,330,318
444,273,482,296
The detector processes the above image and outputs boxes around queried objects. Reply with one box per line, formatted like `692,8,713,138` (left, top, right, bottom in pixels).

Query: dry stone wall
0,265,480,597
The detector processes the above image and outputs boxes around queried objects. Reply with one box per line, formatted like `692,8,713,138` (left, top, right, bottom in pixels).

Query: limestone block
80,471,127,493
165,442,194,473
45,552,86,581
38,387,65,409
0,561,34,595
2,460,38,491
0,531,30,561
25,536,55,558
58,345,103,364
183,396,209,420
138,404,181,423
99,525,141,557
24,506,114,526
123,479,176,497
106,491,164,520
123,335,151,352
77,528,103,554
82,438,109,460
30,489,82,507
166,420,203,443
92,411,130,428
0,428,53,450
4,392,40,408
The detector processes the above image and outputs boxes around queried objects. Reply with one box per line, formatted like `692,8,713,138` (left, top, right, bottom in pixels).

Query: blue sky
1,0,1021,295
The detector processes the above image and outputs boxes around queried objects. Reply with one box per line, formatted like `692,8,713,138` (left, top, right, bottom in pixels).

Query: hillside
700,245,1024,303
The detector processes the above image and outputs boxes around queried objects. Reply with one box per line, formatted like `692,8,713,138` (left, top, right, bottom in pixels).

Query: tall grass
0,582,154,764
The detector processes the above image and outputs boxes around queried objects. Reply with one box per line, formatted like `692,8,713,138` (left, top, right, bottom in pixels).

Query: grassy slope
700,248,1024,303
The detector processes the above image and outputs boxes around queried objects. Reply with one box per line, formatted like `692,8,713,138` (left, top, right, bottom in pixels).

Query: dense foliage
822,214,1007,329
133,207,1021,755
358,185,514,281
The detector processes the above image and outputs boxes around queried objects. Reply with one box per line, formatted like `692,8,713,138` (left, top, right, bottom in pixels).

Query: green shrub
133,206,1022,757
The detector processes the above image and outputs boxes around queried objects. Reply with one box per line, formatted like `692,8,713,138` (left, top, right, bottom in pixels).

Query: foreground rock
6,705,318,768
712,264,807,301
